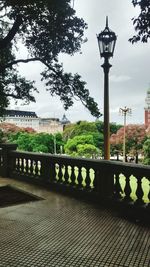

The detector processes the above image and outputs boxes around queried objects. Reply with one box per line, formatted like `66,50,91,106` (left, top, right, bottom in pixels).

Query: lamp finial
106,16,108,28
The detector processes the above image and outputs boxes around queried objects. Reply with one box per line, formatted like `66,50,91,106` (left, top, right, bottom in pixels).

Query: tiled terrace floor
0,177,149,267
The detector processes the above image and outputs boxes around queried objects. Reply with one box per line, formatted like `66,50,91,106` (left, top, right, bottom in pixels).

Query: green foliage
55,132,64,153
8,131,22,142
76,144,98,158
9,131,64,154
0,38,37,115
30,133,53,153
95,120,122,135
92,132,103,148
0,122,36,142
63,120,104,151
130,0,150,43
110,123,122,135
0,0,100,118
143,137,150,165
63,123,76,141
63,120,104,157
95,120,104,133
110,124,147,156
64,134,95,155
63,121,98,139
16,132,33,151
64,121,98,138
0,129,4,143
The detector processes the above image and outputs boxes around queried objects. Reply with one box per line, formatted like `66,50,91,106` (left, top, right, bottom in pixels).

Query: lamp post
97,17,117,160
119,106,132,162
54,134,56,154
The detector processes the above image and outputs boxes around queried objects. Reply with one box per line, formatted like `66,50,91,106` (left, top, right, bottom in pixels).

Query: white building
1,110,70,133
2,110,40,131
38,118,63,134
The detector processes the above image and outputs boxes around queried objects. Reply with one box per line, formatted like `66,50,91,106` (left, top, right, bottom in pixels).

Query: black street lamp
97,17,117,160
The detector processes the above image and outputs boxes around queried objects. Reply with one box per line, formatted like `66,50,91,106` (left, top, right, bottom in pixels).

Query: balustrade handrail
9,150,150,171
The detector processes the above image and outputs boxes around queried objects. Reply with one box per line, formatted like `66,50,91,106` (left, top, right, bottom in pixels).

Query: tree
0,129,4,143
29,133,55,153
55,132,64,154
110,124,147,157
146,125,150,136
110,122,122,135
77,144,98,159
143,137,150,165
0,0,100,117
64,134,96,156
16,132,33,151
63,121,98,139
0,122,22,133
63,120,104,151
95,120,122,135
130,0,150,43
7,130,64,154
0,122,36,143
62,123,76,141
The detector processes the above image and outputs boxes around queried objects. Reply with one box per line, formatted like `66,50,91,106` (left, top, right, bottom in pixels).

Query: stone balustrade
0,144,149,215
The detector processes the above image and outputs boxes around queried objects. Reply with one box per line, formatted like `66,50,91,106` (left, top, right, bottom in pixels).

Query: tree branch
0,15,22,49
4,93,22,100
0,57,57,73
2,57,42,69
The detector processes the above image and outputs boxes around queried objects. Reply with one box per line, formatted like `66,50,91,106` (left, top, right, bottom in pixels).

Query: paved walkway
0,178,149,267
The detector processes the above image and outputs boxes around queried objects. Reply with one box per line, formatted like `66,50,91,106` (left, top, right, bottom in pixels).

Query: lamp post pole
102,56,112,159
54,134,56,154
123,110,127,162
97,17,117,160
119,106,131,162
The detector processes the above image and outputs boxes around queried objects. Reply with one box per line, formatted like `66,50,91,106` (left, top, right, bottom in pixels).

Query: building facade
39,118,63,134
144,89,150,128
1,110,70,133
2,110,40,131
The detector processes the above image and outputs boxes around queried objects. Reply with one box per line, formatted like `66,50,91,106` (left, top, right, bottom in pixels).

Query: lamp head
97,16,117,58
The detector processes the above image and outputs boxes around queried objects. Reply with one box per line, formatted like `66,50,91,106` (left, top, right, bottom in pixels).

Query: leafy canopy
143,137,150,165
130,0,150,43
64,134,97,157
0,0,100,117
8,131,64,154
110,124,147,155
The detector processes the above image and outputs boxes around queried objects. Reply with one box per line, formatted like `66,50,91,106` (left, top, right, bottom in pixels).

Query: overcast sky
10,0,150,124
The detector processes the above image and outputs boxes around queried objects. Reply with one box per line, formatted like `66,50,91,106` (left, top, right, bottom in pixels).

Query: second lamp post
97,17,117,160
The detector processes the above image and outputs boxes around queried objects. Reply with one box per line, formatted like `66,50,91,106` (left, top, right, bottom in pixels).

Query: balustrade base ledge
111,198,150,225
9,172,113,205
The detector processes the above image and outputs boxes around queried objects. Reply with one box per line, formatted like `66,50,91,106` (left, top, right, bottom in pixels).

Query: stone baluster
85,168,91,190
34,160,39,176
15,158,18,173
70,165,76,186
93,169,98,192
114,172,122,199
135,175,144,206
25,158,29,174
58,164,63,183
29,159,33,175
64,165,70,185
77,166,83,189
124,173,132,202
